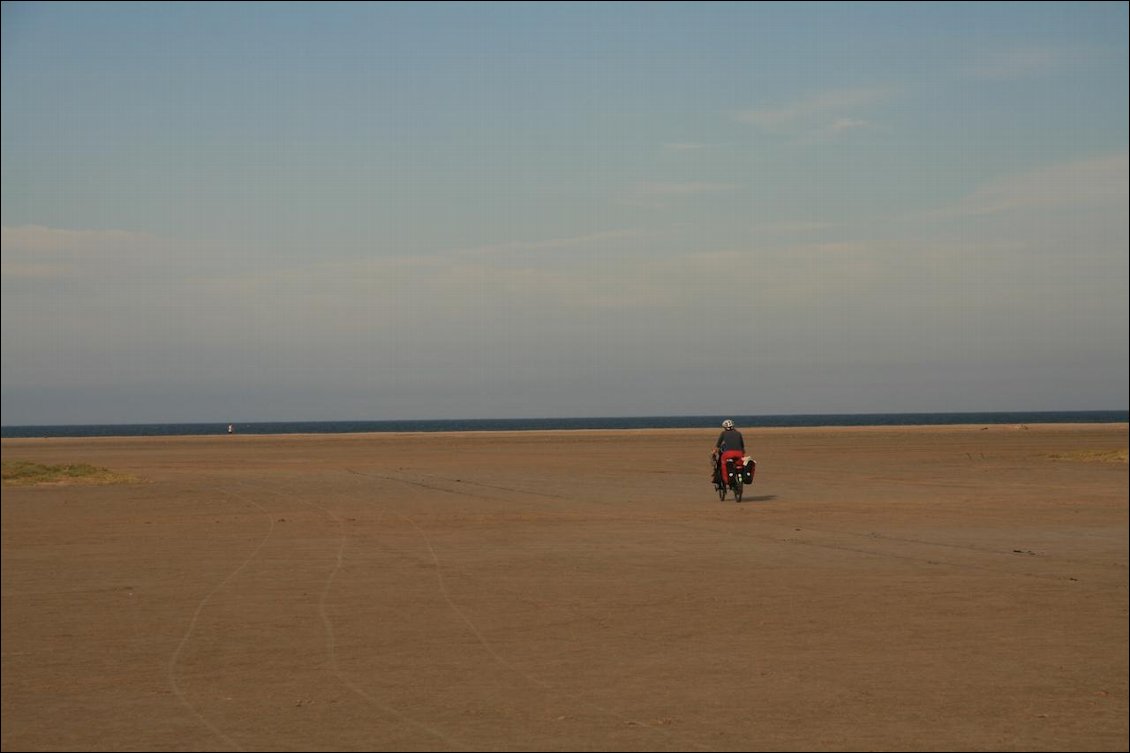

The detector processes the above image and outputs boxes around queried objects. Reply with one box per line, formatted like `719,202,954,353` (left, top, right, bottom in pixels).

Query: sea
2,411,1126,439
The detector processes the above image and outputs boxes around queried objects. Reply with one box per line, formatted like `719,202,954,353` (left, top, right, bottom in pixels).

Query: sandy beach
2,424,1127,752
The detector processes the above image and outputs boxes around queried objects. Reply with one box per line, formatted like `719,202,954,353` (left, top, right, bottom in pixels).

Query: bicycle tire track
238,478,469,750
348,468,712,750
165,482,274,752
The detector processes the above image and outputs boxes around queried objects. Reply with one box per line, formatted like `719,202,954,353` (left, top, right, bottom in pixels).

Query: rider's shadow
738,494,777,503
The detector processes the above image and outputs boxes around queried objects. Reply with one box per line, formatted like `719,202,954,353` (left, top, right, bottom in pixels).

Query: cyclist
711,419,746,487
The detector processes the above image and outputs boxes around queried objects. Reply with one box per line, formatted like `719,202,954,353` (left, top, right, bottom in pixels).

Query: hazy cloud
803,117,880,144
621,181,739,208
736,87,894,132
826,118,870,133
451,228,648,258
1,225,163,279
964,47,1081,80
634,181,738,196
932,151,1129,218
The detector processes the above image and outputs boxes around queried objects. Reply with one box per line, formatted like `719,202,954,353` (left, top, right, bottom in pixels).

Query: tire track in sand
348,468,712,751
166,477,465,751
235,477,468,750
165,482,273,752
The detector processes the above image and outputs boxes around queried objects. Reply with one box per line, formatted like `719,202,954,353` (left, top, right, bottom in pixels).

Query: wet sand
2,424,1127,751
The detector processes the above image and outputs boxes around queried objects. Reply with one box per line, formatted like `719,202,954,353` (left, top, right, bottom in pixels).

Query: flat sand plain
2,424,1127,752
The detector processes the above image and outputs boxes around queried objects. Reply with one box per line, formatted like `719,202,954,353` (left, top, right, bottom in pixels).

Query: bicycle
712,454,755,502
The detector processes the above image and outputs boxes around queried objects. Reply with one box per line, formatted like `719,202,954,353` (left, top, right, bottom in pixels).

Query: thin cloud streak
922,151,1128,219
963,45,1106,80
633,181,738,196
736,87,895,131
0,225,232,283
620,181,739,208
967,49,1063,79
1,225,162,279
451,228,649,258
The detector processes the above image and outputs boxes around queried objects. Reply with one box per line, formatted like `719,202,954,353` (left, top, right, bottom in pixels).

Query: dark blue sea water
2,411,1125,439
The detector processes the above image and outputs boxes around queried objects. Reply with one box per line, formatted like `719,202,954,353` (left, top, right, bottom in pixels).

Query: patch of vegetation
1,460,139,486
1046,448,1128,464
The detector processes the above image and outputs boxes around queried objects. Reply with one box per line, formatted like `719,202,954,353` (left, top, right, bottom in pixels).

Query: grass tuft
1,460,139,486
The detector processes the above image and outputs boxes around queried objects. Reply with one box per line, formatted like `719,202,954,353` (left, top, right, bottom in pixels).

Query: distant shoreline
4,411,1127,439
3,416,1127,442
9,412,1128,438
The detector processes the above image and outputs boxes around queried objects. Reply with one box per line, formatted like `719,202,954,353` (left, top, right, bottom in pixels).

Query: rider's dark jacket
715,429,745,454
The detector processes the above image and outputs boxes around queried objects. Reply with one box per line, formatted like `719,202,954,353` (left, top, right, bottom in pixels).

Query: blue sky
2,1,1127,425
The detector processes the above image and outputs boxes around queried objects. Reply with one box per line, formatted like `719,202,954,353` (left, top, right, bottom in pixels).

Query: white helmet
722,419,735,430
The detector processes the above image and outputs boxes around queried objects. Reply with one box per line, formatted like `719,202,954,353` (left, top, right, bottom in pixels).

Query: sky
2,1,1127,425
